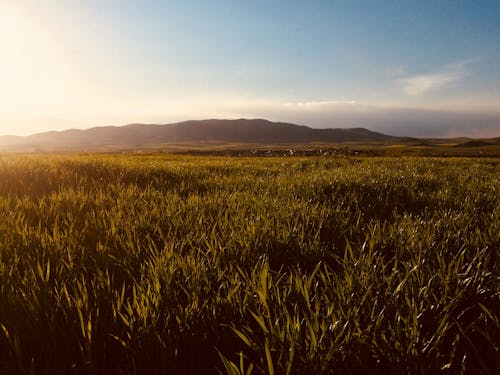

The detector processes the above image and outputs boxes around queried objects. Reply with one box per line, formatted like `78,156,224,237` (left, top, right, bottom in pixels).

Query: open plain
0,154,498,373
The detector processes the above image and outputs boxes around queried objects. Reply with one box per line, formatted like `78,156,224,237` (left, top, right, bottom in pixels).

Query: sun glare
0,4,78,115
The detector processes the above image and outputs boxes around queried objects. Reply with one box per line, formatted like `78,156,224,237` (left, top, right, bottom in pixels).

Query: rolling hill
0,119,498,153
0,119,396,151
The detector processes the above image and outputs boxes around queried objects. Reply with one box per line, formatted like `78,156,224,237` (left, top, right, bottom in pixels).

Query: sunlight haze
1,0,499,137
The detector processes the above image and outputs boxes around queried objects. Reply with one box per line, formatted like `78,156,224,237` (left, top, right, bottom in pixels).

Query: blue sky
0,0,499,136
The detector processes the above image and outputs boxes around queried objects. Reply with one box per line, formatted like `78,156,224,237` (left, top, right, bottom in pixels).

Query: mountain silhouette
0,119,396,151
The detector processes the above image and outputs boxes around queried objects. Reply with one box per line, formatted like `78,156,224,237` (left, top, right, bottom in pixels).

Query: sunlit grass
0,154,498,373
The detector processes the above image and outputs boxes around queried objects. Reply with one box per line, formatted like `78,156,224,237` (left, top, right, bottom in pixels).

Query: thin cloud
397,60,476,96
398,71,462,95
283,100,357,108
385,65,406,77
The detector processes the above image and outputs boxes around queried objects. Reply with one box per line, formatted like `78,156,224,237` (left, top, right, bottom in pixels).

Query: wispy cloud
398,72,461,95
283,100,357,108
385,65,406,77
397,60,476,96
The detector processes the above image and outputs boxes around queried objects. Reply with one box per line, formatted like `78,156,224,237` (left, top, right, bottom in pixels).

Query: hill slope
0,119,395,151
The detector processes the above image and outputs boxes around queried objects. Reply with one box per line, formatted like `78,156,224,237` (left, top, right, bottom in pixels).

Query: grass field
0,154,498,374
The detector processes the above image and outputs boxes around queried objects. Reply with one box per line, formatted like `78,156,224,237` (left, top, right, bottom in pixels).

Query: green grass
0,154,498,374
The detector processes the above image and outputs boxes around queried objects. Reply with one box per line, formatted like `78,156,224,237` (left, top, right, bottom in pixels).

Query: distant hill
1,119,498,152
0,119,396,151
454,140,494,147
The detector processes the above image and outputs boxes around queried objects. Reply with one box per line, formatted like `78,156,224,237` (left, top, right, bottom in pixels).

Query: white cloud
397,60,475,96
398,72,462,95
283,100,357,108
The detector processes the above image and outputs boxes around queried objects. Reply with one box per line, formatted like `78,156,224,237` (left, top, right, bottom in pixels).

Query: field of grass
0,154,498,374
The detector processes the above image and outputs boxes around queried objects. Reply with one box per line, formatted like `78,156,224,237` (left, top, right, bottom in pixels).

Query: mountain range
0,119,498,152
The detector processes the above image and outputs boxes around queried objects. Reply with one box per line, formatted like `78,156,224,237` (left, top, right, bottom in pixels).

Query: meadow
0,154,498,374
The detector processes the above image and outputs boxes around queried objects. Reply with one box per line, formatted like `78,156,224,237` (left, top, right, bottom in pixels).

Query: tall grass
0,154,498,373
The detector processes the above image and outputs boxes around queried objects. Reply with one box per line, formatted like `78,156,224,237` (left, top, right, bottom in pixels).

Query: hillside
0,119,395,151
454,140,495,147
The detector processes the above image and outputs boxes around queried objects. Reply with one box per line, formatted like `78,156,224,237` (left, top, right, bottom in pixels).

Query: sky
0,0,499,137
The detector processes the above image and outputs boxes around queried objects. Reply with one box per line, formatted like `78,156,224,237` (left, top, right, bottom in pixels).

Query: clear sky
1,0,499,137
